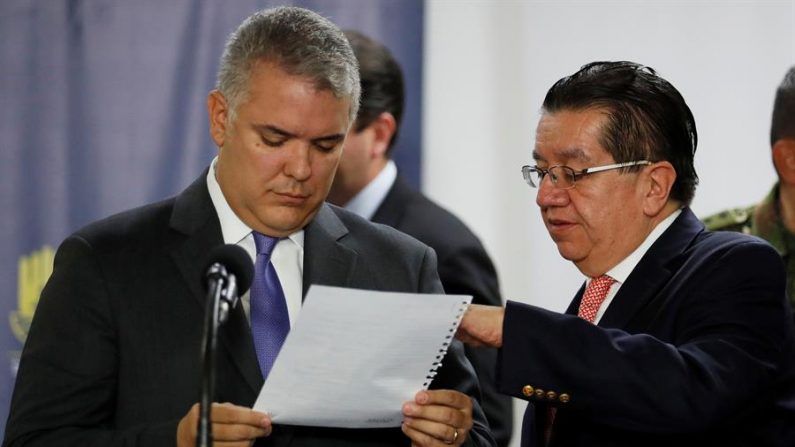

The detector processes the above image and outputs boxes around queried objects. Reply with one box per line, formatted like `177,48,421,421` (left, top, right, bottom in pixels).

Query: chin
554,243,586,264
277,207,322,230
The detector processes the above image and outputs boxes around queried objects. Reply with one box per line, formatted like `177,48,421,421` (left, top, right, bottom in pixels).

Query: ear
641,161,677,216
367,112,398,159
772,139,795,184
207,90,229,148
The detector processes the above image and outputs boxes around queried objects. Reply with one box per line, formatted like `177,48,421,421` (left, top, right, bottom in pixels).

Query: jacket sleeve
497,239,793,433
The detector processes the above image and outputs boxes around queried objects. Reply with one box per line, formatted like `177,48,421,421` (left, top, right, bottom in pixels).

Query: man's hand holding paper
402,390,473,446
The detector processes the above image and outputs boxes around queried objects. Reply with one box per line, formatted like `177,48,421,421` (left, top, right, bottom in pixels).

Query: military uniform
703,184,795,315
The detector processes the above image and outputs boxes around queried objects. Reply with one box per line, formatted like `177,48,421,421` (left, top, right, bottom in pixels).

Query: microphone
198,244,254,447
203,244,254,323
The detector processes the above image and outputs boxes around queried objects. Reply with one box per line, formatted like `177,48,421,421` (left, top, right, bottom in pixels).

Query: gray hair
216,6,360,122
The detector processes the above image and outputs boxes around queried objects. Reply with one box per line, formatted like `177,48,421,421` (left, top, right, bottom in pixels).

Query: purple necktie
250,232,290,380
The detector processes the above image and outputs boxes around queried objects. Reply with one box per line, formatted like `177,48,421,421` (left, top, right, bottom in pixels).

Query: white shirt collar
344,159,398,220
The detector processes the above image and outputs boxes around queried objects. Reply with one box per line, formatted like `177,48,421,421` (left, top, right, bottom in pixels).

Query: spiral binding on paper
422,300,470,388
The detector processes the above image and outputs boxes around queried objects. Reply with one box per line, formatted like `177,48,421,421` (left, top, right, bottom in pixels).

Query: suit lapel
169,171,263,394
598,208,704,329
302,204,357,296
169,173,223,310
564,283,587,316
371,174,411,227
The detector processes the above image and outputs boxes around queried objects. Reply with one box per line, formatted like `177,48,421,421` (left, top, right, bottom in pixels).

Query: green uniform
702,184,795,315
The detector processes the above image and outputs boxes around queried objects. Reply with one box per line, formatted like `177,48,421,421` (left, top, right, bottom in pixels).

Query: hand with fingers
401,390,473,446
455,304,504,348
176,402,272,447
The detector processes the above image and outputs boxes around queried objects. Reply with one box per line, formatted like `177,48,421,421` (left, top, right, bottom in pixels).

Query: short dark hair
771,66,795,146
542,61,699,205
343,30,405,154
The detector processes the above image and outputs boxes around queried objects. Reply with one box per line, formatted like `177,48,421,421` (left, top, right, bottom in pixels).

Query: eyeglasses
521,160,652,189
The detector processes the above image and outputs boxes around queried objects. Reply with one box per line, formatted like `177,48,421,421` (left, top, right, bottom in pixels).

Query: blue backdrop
0,0,424,432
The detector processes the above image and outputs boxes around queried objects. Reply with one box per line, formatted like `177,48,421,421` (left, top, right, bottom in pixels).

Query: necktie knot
591,274,615,290
577,274,616,323
253,232,279,258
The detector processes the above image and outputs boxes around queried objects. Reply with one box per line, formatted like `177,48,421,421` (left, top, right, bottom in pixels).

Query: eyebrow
532,147,591,163
256,124,295,138
313,133,346,145
255,124,345,144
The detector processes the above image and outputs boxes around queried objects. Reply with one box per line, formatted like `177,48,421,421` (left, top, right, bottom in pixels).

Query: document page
252,285,471,428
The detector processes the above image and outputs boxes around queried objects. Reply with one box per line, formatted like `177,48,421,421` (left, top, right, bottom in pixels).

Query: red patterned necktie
577,275,616,323
545,274,616,445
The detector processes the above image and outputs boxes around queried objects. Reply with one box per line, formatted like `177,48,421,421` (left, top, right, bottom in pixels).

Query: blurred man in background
328,30,513,447
703,66,795,318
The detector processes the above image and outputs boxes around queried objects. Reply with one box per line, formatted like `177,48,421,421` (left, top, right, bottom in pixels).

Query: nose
535,175,569,209
284,142,312,181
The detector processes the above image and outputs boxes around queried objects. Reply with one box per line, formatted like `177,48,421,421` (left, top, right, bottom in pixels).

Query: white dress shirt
206,157,304,327
590,209,682,324
344,159,397,219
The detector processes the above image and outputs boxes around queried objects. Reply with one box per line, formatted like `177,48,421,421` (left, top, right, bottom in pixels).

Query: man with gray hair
4,7,495,447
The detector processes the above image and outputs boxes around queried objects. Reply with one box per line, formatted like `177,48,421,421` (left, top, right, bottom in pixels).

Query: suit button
534,388,545,399
559,393,570,403
546,391,557,401
522,385,534,397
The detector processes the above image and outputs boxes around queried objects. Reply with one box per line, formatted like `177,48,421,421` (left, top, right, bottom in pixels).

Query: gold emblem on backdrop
10,246,54,344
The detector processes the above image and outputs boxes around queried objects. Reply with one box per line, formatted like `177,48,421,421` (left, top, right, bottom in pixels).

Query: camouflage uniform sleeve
701,206,756,234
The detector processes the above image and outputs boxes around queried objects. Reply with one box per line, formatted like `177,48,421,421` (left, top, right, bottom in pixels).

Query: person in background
703,66,795,318
4,7,496,447
327,30,513,447
456,61,795,446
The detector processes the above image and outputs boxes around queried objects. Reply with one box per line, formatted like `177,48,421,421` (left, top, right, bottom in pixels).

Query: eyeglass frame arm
521,160,652,188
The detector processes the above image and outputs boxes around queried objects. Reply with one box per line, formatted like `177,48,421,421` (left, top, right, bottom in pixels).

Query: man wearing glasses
456,61,795,446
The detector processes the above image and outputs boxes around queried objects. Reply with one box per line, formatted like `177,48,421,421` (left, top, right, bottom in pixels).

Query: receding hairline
221,56,358,122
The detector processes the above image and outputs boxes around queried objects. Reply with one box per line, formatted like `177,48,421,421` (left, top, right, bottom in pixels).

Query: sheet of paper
252,285,471,428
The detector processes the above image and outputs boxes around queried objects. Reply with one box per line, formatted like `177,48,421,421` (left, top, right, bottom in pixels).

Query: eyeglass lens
525,166,575,188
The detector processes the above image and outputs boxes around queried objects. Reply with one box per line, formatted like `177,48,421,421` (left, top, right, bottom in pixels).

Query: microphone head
203,244,254,295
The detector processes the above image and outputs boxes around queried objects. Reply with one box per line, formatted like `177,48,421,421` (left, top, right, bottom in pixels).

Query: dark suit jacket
4,173,496,447
497,208,795,447
371,175,513,447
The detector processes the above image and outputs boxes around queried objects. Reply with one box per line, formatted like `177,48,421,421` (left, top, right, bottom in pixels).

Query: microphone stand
198,264,239,447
